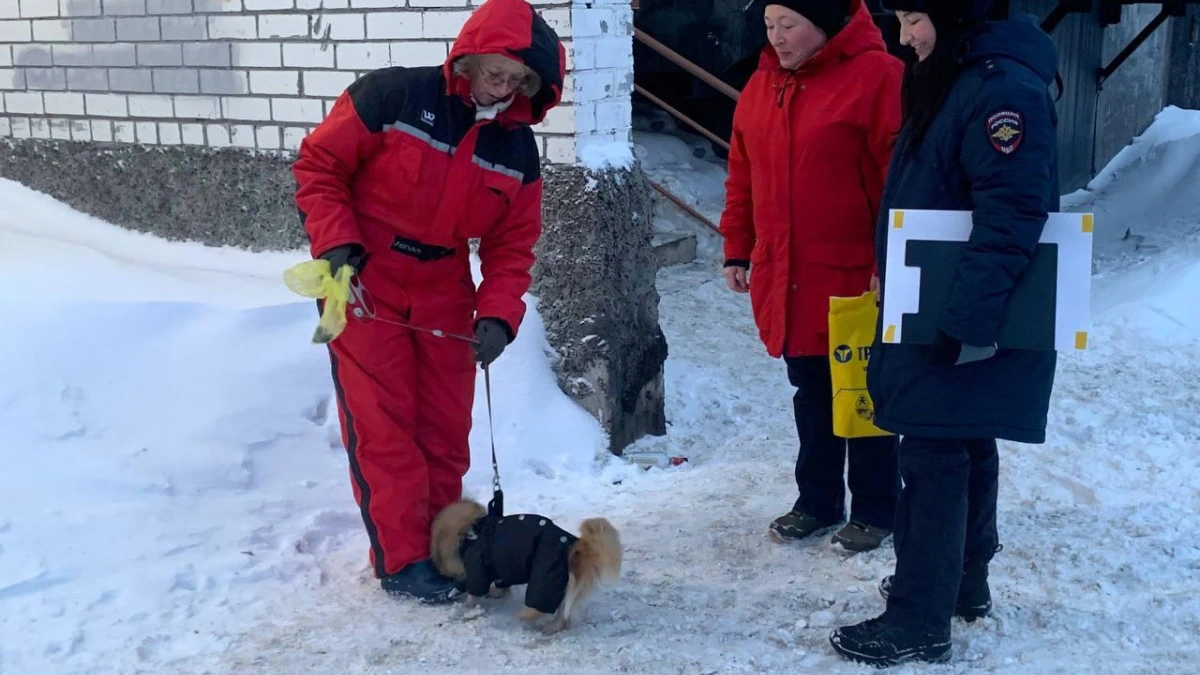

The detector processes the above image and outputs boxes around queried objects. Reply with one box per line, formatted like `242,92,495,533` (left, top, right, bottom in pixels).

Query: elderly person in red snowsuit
720,0,903,552
293,0,565,603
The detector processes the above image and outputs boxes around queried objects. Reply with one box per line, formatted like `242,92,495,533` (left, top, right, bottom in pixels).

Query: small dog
431,498,622,634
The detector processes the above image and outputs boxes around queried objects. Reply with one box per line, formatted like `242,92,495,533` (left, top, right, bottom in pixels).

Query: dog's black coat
461,512,579,613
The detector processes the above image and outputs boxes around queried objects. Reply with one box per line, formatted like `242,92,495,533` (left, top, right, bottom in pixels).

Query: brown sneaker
832,521,891,552
768,510,840,543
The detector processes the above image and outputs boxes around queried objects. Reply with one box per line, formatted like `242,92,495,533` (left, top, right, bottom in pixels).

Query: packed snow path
198,252,1200,675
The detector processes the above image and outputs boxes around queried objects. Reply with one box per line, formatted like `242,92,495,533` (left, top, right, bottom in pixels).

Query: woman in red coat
293,0,565,603
719,0,903,552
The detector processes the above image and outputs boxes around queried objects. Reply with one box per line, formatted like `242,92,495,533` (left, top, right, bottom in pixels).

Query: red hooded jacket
719,0,902,358
293,0,566,339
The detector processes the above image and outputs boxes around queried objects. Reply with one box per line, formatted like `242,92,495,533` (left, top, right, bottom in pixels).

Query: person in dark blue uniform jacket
830,0,1060,667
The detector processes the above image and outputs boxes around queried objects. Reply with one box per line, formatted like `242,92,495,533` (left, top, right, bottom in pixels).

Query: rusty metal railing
649,182,722,235
633,84,730,152
631,21,740,237
633,28,740,102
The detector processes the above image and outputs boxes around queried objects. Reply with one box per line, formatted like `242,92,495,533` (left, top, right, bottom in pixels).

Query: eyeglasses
477,63,530,90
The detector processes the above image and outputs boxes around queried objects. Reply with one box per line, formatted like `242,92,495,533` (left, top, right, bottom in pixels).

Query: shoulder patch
986,109,1023,155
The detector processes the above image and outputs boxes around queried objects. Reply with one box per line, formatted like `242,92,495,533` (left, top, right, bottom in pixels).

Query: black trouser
786,356,899,529
884,436,1000,635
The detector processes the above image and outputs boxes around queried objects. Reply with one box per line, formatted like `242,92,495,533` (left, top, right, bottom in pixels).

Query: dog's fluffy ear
430,499,486,580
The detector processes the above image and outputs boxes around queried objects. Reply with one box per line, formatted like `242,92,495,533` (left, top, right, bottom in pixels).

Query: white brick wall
0,0,634,165
567,0,633,165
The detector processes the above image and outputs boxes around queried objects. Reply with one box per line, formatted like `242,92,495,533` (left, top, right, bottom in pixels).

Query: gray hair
452,54,542,99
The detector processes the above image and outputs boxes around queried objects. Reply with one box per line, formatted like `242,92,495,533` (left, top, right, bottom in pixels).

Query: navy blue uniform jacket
461,513,578,613
868,17,1060,444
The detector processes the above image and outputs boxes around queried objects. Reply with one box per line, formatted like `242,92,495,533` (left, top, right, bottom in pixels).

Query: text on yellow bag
828,290,892,439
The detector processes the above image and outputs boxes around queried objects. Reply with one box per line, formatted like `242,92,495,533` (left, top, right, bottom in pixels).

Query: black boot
878,573,990,622
768,509,839,543
380,559,462,605
830,614,952,667
878,544,1002,622
955,549,998,621
831,521,891,552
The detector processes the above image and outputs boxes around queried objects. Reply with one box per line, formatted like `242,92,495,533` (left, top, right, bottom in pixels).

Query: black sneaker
955,555,995,622
768,509,839,543
832,521,891,552
380,559,462,605
879,574,992,622
830,615,952,667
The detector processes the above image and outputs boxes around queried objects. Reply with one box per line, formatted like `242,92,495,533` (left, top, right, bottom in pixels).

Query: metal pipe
1040,4,1068,33
633,27,741,102
1039,0,1080,34
1097,4,1175,89
649,180,723,236
634,84,731,151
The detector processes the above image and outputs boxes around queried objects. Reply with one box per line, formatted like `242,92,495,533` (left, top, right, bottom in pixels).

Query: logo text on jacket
986,109,1023,155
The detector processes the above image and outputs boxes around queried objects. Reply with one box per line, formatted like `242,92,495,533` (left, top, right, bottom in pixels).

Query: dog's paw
541,617,569,635
487,585,511,599
517,606,543,622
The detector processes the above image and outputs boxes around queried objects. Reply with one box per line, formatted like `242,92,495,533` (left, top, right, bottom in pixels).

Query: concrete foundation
534,163,668,455
0,139,304,251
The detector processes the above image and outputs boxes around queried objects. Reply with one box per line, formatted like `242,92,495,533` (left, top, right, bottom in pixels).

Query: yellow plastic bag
283,259,355,344
828,290,892,439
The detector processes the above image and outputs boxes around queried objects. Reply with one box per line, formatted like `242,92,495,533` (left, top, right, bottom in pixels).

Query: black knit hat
764,1,851,39
878,0,991,21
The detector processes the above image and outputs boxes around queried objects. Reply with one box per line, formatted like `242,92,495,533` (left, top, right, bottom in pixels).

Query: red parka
720,0,902,358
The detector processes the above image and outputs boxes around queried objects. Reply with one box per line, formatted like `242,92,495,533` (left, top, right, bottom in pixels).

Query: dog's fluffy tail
570,517,622,583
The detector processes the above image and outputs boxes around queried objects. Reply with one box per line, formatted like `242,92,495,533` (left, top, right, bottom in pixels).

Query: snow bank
1058,106,1200,332
0,177,302,308
1071,106,1200,194
0,177,607,675
1064,106,1200,255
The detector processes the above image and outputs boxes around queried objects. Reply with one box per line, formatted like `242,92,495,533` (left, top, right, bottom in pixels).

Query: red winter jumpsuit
719,0,903,358
292,0,566,579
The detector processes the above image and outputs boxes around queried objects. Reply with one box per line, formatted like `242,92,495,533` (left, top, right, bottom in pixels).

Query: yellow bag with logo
828,290,892,439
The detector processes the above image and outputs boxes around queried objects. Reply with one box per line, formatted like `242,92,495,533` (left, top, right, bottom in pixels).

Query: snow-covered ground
3,105,1200,675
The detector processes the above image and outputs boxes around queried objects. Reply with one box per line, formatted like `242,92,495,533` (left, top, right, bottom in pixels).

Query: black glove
474,318,511,366
319,243,368,276
926,330,962,367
